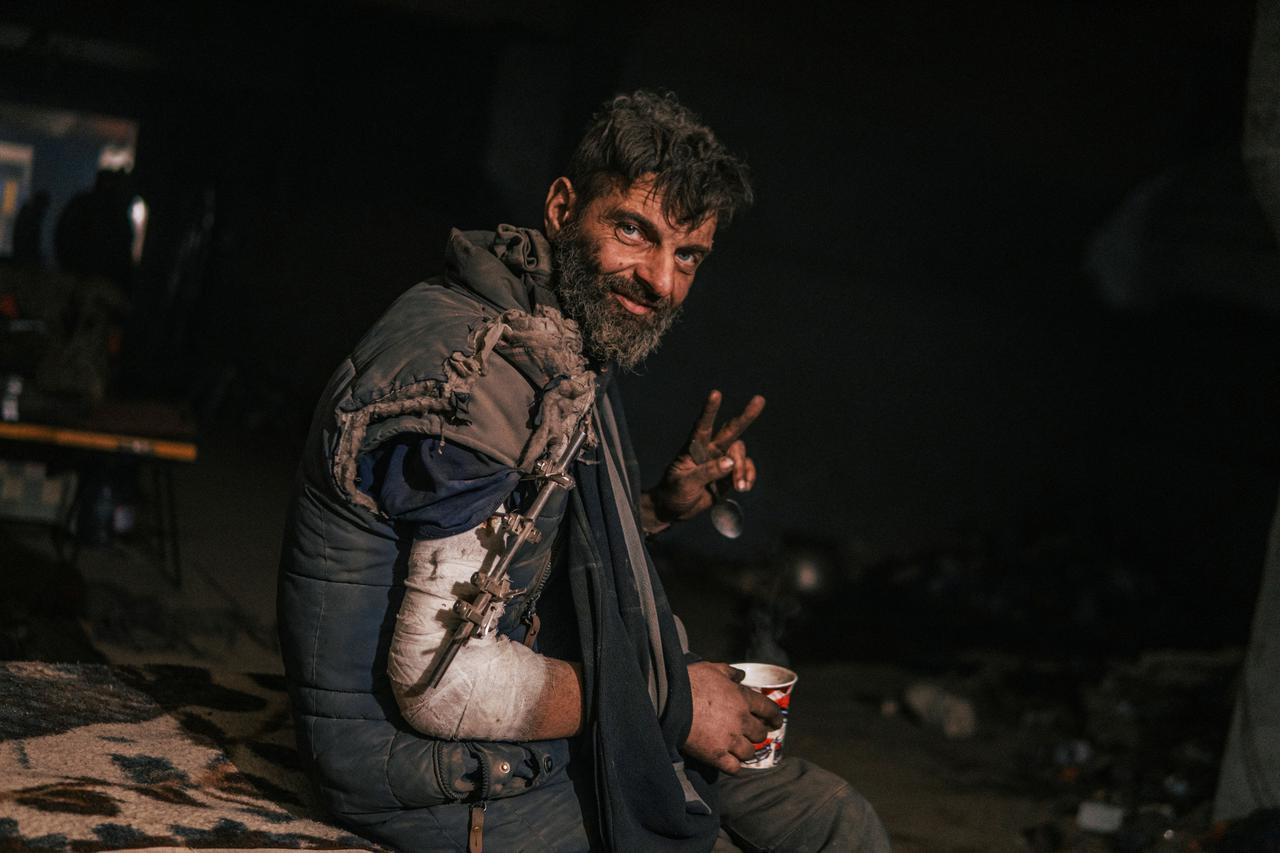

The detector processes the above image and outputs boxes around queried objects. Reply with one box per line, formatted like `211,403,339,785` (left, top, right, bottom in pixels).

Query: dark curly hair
566,90,753,229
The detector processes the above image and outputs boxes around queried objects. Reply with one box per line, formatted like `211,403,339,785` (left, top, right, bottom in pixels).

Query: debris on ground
1077,800,1125,834
901,680,977,739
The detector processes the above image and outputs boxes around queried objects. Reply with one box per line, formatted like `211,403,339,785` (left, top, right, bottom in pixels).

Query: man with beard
278,91,890,852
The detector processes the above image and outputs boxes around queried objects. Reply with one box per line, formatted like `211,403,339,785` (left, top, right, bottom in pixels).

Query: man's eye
676,250,699,266
617,222,642,240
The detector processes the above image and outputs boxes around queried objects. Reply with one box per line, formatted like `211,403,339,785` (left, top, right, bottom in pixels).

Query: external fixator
423,415,593,690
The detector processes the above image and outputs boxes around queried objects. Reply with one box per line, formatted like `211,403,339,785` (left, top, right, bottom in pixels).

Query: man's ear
543,176,576,239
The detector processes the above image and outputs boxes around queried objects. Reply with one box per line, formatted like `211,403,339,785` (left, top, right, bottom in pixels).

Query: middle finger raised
710,395,766,451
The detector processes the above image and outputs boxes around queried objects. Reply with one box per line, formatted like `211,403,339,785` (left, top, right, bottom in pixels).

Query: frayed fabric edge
330,305,596,518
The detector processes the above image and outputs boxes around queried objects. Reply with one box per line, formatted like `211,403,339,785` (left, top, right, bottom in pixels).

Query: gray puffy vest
277,226,595,826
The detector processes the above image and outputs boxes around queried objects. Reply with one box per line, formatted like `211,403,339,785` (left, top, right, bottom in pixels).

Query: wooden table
0,421,198,462
0,400,198,586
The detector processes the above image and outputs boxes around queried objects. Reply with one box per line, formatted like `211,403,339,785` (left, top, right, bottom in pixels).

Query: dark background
2,0,1277,655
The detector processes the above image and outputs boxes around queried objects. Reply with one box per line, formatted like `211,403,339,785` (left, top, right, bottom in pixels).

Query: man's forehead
589,174,718,242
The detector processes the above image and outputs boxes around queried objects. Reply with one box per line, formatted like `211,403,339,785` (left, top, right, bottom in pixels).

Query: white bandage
386,519,555,740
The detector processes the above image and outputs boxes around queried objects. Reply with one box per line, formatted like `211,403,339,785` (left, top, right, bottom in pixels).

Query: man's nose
634,252,677,301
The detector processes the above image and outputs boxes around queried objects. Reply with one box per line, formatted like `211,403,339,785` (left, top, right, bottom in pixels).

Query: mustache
550,224,683,370
602,273,670,314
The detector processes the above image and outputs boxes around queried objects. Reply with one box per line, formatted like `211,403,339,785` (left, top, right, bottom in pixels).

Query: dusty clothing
714,759,892,853
278,226,716,851
385,517,560,740
278,224,893,852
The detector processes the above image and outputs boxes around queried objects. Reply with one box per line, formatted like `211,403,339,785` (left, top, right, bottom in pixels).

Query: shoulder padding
329,289,596,518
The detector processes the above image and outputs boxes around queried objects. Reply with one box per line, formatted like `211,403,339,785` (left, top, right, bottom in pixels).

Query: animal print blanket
0,662,381,851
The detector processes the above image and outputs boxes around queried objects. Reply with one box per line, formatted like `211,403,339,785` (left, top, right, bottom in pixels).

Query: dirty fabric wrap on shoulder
502,305,598,471
330,304,596,518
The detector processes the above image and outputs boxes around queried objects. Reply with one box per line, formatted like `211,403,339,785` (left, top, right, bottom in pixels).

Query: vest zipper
519,543,559,647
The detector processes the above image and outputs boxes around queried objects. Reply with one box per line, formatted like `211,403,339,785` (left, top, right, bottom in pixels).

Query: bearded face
551,217,684,371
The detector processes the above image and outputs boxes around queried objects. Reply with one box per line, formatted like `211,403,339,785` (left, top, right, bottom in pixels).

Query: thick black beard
550,221,683,371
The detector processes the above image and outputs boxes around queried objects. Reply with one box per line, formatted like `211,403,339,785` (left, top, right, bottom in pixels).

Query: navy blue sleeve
356,435,519,539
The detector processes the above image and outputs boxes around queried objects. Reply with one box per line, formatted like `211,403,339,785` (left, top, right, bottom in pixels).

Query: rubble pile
1011,650,1239,850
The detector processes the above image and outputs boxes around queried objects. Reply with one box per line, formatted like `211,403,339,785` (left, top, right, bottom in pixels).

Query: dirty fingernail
738,479,747,489
720,458,734,470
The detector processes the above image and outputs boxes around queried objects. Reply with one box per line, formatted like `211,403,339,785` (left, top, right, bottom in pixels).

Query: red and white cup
731,662,798,770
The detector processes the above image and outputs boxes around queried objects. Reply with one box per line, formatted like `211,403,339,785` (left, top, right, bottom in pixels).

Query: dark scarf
451,226,720,849
564,377,720,852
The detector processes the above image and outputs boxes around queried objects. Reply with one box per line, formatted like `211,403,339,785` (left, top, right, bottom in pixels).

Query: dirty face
545,175,717,370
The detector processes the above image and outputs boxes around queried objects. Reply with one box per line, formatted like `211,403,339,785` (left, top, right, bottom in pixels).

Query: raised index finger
710,395,766,451
690,389,723,445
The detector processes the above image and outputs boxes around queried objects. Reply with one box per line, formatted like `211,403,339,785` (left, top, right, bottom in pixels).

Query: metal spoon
689,439,745,539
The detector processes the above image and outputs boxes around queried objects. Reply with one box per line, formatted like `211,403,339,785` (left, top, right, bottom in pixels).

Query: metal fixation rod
422,416,592,692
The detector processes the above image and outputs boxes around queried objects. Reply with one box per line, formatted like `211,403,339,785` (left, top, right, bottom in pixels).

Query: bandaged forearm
386,521,556,740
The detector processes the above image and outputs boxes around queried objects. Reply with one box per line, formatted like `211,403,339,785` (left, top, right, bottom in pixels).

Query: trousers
356,757,890,852
713,758,893,853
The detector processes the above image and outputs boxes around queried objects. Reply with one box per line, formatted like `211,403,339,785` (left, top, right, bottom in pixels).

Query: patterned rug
0,662,379,851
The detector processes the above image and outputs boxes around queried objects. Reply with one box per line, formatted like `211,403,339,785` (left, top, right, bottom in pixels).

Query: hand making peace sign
640,390,765,533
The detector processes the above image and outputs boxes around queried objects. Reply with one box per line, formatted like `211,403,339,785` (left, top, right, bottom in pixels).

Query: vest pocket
386,732,564,806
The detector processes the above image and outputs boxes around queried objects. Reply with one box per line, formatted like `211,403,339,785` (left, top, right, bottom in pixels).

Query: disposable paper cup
731,662,798,769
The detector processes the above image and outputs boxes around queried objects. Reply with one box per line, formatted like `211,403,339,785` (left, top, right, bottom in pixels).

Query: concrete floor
1,429,1126,852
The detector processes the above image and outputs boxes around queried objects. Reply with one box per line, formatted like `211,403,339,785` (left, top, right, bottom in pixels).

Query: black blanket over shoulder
565,377,720,852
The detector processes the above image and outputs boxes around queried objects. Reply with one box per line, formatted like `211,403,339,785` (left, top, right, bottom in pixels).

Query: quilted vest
277,226,595,824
